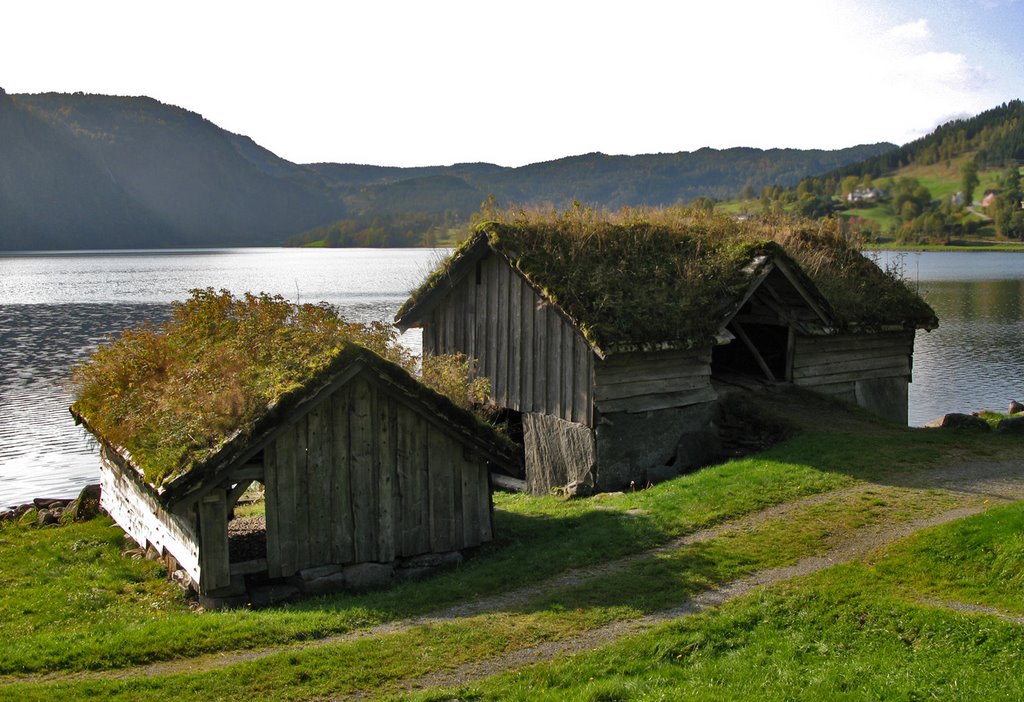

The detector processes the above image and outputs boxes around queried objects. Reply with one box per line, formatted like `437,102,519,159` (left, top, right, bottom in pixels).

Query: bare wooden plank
795,364,911,387
792,355,910,380
595,351,711,380
478,467,493,543
546,307,562,415
443,298,455,353
451,439,464,550
594,374,713,402
427,429,454,553
573,333,590,425
423,311,436,356
495,260,510,406
412,415,431,554
330,385,355,564
275,428,297,577
794,333,913,355
596,386,719,414
350,377,377,562
508,272,522,411
790,341,913,368
263,438,281,577
394,406,414,557
198,490,231,593
473,257,488,362
461,452,480,548
562,318,575,421
520,278,535,412
454,280,466,352
295,418,314,571
533,301,547,415
486,256,500,389
793,346,913,369
376,392,397,563
305,403,330,565
462,273,475,356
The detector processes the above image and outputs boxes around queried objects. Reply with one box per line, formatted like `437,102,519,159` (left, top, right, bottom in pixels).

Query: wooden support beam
731,321,776,383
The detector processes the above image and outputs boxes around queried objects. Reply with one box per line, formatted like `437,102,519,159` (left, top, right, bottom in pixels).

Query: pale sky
3,0,1023,167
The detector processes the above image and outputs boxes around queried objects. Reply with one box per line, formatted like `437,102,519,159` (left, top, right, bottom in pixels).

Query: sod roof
396,212,938,353
71,290,517,493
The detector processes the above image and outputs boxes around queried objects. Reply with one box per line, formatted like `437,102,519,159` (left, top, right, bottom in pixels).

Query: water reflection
910,278,1024,425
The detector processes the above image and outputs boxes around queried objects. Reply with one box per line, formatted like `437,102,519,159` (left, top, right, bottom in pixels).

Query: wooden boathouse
73,343,518,605
395,216,938,495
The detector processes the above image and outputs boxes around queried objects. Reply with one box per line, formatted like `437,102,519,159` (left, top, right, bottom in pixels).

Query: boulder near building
395,215,937,495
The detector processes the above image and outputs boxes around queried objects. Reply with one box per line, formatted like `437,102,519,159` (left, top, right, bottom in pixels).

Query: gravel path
7,456,1023,691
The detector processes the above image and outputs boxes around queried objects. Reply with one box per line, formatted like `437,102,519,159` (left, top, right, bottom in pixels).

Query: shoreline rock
0,484,101,525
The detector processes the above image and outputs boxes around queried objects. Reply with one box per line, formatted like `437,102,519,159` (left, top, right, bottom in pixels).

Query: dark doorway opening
711,321,789,383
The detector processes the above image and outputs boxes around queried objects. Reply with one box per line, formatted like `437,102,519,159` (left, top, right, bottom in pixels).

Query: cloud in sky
1,0,1019,166
885,18,932,42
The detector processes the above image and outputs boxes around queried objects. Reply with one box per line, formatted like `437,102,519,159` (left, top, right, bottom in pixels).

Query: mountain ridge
1,89,898,250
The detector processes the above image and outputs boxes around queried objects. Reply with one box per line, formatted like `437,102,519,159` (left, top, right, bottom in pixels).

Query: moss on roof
397,208,937,351
71,289,513,490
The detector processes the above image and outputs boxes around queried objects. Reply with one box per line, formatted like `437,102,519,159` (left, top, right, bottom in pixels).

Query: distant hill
0,89,897,250
0,90,347,250
310,144,897,215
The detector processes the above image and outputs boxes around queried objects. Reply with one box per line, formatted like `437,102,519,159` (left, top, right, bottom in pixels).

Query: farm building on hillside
72,343,518,606
395,217,938,495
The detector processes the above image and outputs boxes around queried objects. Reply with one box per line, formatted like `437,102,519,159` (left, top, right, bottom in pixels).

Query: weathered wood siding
593,349,717,414
792,331,915,423
98,448,201,584
263,375,492,579
422,253,594,425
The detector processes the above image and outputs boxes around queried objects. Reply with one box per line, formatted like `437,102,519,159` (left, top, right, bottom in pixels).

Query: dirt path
378,502,1001,699
7,457,1023,690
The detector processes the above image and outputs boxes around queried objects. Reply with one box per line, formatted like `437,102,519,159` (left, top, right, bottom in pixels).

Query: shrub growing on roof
70,289,489,488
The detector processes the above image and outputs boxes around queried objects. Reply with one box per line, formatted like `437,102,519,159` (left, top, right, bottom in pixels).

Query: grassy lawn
0,392,1020,699
403,505,1024,702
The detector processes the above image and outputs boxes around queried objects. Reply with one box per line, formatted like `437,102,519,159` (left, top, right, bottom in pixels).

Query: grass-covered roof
396,208,938,352
71,289,514,491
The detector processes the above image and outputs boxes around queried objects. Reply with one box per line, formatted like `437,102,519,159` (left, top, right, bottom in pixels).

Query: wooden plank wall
422,254,594,426
263,375,492,579
98,450,201,584
792,331,914,389
593,349,716,414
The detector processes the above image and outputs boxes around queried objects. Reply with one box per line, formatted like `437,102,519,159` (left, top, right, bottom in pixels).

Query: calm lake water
1,247,1022,508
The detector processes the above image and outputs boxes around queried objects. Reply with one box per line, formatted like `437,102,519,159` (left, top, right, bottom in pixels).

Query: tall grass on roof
415,205,935,348
71,289,471,488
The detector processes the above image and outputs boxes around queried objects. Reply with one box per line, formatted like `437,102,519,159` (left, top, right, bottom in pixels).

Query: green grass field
1,391,1021,700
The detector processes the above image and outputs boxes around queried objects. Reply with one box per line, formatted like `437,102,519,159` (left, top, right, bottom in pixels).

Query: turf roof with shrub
398,208,937,352
71,289,505,489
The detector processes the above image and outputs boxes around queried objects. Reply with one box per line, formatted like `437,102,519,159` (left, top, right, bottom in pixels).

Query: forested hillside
746,100,1024,244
